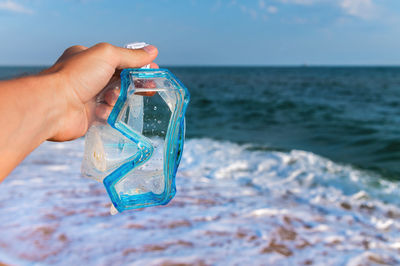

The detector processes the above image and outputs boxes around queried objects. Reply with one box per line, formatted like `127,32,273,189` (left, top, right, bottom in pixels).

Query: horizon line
1,64,400,68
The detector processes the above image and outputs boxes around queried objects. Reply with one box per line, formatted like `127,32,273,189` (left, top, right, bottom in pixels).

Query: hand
43,42,158,141
0,42,159,180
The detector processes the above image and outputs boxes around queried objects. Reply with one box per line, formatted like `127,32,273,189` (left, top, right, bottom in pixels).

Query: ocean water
179,66,400,179
1,66,400,265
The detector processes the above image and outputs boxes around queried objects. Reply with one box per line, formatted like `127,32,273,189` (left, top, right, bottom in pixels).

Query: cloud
0,0,34,14
339,0,376,19
277,0,317,5
238,0,379,22
267,6,278,14
240,5,258,19
277,0,378,20
259,0,278,14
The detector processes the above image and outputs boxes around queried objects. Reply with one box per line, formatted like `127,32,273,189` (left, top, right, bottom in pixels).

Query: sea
1,66,400,265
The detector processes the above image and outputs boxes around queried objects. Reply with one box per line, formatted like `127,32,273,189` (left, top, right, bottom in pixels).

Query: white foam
1,138,400,265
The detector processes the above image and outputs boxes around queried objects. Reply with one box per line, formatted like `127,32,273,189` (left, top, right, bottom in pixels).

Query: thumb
90,42,158,69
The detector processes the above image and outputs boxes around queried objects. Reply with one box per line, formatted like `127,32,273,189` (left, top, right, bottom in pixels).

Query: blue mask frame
101,68,190,212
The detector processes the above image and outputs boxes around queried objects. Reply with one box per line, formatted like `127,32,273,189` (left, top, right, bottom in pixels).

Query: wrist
27,72,67,141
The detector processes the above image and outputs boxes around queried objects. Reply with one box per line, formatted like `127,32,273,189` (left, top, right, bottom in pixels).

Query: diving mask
81,43,190,214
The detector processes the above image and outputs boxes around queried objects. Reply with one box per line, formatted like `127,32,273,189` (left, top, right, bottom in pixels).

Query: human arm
0,42,158,181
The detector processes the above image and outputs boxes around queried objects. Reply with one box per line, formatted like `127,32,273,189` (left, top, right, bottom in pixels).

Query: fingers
104,88,120,106
94,87,119,120
95,103,113,121
133,62,159,96
41,45,89,75
93,50,160,120
149,62,159,69
114,45,158,69
90,42,158,69
133,79,157,97
56,45,88,64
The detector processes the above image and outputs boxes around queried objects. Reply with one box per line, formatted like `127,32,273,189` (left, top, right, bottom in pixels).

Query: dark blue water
172,66,400,179
2,66,400,179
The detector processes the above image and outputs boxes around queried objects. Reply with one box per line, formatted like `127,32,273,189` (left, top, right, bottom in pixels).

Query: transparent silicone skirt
81,69,190,212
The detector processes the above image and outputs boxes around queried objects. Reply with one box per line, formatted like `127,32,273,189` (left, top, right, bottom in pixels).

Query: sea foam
0,138,400,265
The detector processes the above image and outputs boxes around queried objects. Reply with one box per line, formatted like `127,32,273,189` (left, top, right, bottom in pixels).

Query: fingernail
143,45,157,54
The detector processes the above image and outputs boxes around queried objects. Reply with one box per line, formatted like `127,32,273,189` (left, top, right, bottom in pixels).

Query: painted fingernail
143,45,157,54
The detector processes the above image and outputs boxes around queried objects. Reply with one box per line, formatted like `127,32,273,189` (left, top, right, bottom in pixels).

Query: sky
0,0,400,66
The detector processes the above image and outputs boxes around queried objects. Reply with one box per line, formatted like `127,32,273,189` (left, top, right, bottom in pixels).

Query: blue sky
0,0,400,66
